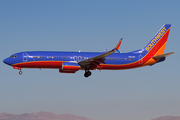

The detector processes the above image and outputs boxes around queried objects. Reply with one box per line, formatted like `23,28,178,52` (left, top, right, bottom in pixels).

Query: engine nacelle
59,62,80,73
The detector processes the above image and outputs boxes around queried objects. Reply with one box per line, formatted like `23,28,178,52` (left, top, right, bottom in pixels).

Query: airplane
3,24,175,77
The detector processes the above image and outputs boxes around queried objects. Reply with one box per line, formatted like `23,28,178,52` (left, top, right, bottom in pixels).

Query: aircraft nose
3,58,11,65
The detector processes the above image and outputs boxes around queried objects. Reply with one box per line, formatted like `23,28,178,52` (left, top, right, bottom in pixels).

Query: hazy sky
0,0,180,120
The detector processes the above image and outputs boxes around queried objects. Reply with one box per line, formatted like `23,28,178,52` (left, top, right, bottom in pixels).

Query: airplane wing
78,39,123,68
152,52,175,59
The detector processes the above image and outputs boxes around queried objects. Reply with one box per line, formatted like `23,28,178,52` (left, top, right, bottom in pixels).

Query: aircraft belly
98,60,147,70
13,61,63,68
98,64,137,70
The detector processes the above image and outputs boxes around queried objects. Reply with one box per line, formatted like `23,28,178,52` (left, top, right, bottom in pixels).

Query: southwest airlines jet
3,24,174,77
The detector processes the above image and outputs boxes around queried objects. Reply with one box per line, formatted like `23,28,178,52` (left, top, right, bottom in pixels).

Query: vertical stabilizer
142,24,171,66
144,24,171,56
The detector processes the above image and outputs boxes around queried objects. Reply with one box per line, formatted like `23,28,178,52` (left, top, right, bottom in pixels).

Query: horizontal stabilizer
152,52,175,59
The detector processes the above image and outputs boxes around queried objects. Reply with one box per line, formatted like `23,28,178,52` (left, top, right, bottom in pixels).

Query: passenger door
23,53,28,62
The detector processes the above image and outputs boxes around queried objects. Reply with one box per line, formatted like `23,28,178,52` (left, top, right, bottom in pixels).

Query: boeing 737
3,24,174,77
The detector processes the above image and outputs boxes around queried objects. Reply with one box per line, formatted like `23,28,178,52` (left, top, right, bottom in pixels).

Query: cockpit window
10,55,17,58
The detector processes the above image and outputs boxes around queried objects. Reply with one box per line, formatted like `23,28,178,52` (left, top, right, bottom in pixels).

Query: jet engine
59,62,80,73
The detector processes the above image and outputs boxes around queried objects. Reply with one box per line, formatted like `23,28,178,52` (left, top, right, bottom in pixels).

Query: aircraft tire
19,71,22,75
84,71,91,77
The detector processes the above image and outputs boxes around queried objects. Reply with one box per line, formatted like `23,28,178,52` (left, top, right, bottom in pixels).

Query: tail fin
143,24,171,56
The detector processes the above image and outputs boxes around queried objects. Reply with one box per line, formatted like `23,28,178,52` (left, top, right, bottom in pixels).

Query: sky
0,0,180,120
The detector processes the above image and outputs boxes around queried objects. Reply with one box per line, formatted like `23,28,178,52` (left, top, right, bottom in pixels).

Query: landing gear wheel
19,71,22,75
84,71,92,78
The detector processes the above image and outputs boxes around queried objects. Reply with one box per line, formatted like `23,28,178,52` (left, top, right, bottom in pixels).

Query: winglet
114,38,123,50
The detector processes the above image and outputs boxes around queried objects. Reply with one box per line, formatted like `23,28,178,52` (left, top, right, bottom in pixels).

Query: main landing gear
84,69,92,78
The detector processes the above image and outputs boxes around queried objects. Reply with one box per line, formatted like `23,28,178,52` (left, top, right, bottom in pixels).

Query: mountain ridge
0,111,91,120
152,116,180,120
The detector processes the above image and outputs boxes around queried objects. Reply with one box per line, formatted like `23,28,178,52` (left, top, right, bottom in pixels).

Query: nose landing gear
13,66,22,75
19,70,22,75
